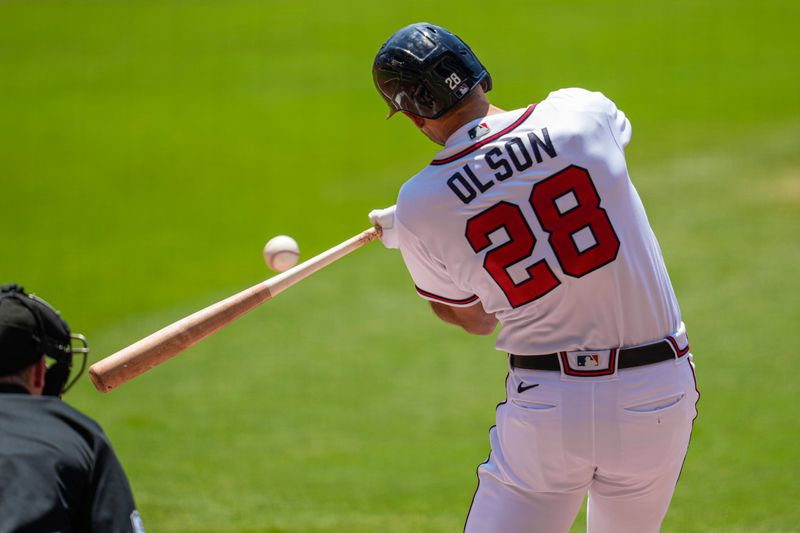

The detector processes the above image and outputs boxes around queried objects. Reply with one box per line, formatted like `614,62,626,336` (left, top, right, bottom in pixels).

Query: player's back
0,392,99,530
395,88,681,354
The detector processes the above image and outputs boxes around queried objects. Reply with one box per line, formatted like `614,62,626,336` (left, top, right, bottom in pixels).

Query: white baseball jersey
395,88,681,354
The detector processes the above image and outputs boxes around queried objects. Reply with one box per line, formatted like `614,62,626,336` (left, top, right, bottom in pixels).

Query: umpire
0,283,145,533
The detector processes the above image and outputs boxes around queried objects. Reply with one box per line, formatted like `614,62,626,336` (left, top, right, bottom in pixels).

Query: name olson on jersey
447,128,557,204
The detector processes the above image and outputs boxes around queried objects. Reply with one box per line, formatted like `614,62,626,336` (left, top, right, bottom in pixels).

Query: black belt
510,339,680,371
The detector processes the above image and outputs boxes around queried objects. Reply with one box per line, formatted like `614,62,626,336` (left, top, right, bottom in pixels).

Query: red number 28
465,165,620,308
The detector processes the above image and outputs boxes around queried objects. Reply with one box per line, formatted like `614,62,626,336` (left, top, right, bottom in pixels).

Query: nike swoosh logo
517,382,540,393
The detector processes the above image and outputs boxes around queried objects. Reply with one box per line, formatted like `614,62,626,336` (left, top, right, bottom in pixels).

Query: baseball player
368,23,699,533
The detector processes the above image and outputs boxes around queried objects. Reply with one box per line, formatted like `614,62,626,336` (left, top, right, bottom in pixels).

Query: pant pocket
623,392,686,415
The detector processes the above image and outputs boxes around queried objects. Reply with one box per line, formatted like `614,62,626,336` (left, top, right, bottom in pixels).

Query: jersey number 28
465,165,620,308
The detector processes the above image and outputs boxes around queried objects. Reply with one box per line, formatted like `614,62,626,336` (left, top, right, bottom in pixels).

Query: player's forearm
429,301,498,336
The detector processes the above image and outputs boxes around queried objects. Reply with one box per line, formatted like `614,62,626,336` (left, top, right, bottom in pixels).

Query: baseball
263,235,300,272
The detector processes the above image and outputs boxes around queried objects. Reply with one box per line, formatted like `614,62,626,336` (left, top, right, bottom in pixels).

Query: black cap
0,284,71,376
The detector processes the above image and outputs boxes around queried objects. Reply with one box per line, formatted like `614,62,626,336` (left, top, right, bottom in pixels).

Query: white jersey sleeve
395,213,479,307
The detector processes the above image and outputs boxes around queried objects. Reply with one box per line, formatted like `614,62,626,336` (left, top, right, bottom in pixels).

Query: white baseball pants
464,355,698,533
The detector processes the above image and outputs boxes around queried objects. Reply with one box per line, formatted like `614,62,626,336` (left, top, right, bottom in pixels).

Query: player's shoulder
396,159,466,237
396,169,435,227
541,87,631,148
542,87,621,116
0,394,108,448
39,397,108,442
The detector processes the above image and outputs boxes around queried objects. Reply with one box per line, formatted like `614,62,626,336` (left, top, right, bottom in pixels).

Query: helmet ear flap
413,84,436,113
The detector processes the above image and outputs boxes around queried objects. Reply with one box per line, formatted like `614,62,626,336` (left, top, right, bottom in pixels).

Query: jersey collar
0,383,31,394
431,104,537,166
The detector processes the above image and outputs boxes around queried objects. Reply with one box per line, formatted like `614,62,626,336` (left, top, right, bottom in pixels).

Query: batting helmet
372,22,492,119
0,284,89,396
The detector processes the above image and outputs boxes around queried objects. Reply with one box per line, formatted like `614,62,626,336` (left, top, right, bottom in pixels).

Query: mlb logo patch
455,82,471,98
469,122,490,140
562,349,616,377
577,354,600,367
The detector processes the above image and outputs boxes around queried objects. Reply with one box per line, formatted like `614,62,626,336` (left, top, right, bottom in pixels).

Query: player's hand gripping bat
88,227,380,393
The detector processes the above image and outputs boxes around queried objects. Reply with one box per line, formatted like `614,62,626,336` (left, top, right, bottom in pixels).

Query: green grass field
2,1,799,531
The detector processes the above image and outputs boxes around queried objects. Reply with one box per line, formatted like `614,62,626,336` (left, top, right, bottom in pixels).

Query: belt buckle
560,349,618,377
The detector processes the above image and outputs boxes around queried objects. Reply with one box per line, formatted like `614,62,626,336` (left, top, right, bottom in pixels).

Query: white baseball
263,235,300,272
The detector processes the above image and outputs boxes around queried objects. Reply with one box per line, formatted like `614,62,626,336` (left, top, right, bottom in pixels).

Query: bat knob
88,364,112,393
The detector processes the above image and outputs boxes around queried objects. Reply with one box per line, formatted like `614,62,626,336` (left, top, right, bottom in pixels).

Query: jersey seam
604,111,626,155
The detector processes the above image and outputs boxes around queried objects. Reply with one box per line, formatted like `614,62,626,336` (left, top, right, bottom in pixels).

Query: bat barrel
89,284,273,392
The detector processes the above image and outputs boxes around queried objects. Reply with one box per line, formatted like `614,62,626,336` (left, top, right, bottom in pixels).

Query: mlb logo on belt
561,349,617,377
577,354,600,367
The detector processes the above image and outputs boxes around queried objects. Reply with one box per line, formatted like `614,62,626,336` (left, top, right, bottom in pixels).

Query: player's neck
407,89,506,146
437,93,505,145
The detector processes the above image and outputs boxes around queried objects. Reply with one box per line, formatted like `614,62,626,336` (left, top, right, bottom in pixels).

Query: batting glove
368,205,399,249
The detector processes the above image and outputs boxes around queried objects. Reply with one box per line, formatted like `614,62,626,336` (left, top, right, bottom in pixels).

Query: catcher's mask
372,22,492,119
0,284,89,397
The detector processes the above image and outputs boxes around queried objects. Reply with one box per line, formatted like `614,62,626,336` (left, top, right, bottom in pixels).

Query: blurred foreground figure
0,284,145,533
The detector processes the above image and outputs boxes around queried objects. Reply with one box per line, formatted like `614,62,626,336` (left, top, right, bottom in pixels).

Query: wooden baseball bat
89,226,381,393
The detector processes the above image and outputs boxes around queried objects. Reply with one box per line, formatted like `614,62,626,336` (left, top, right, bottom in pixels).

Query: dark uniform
0,284,144,533
0,384,141,533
